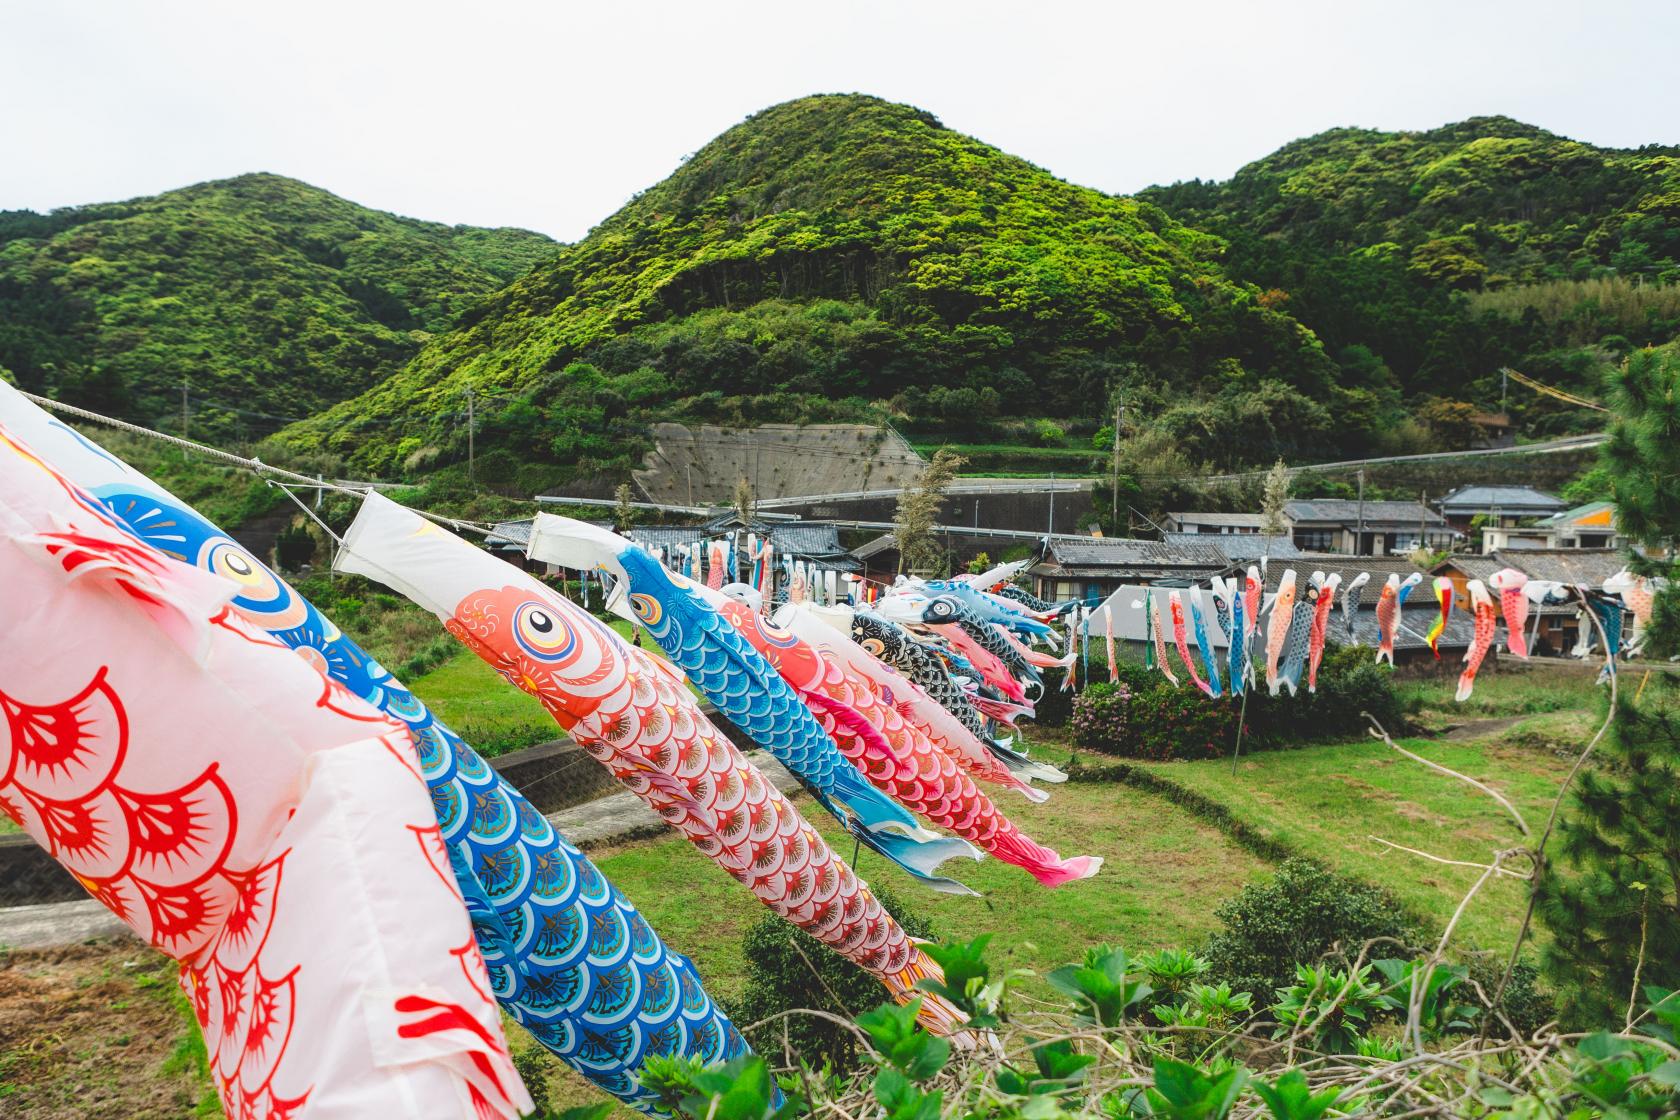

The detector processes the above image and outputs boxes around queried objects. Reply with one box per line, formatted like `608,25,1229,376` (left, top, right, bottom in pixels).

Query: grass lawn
1396,660,1608,728
588,778,1270,1002
1122,720,1582,954
405,649,555,753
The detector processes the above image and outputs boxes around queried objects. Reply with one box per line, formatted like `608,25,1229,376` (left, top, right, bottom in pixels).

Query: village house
1480,500,1622,553
1028,536,1229,603
1162,511,1266,535
1435,485,1566,533
1166,501,1459,557
1283,498,1459,556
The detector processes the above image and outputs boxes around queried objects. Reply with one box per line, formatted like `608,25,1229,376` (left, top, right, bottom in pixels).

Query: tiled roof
1435,555,1505,583
1167,511,1267,528
700,509,799,532
1487,548,1625,587
1165,532,1301,563
1285,499,1452,529
1436,485,1565,513
1535,501,1617,528
1046,536,1230,568
626,525,707,550
485,518,533,549
1257,554,1429,593
768,523,849,558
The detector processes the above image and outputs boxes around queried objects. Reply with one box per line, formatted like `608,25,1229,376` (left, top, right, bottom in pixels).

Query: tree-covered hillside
0,173,554,431
1143,118,1680,433
277,94,1360,480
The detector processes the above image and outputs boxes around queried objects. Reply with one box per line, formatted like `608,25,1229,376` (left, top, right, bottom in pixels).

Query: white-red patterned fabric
0,427,531,1120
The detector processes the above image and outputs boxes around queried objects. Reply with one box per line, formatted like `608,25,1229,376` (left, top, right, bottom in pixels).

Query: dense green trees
1144,119,1680,434
276,95,1348,475
6,101,1676,493
0,173,553,434
1537,343,1680,1025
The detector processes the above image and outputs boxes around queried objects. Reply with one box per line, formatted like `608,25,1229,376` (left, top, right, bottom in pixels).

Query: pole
1230,677,1254,776
180,379,189,441
1048,472,1056,537
1111,401,1122,533
1419,489,1427,553
1356,468,1366,556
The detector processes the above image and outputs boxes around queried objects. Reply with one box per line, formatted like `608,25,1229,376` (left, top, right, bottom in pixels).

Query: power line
1501,366,1611,413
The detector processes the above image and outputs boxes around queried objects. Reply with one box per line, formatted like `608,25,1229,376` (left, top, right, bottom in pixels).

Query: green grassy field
588,774,1269,1001
1129,734,1570,952
0,658,1613,1117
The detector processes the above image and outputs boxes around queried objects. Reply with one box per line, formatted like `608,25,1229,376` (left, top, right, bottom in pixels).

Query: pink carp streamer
0,431,528,1119
1105,607,1119,684
1488,568,1530,658
1149,592,1179,686
1457,580,1498,702
706,541,727,589
1306,572,1340,692
1264,570,1297,691
790,602,1056,802
719,600,1099,887
1243,566,1263,650
336,493,974,1039
1375,574,1400,667
933,623,1028,703
1168,591,1213,697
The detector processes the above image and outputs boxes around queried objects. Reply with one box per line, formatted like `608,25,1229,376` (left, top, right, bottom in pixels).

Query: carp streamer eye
628,593,662,627
205,538,303,618
514,601,576,661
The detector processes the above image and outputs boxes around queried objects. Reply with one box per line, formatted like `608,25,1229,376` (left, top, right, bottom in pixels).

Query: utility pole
180,379,190,441
463,387,475,483
1048,472,1056,537
1111,400,1122,533
1356,468,1366,556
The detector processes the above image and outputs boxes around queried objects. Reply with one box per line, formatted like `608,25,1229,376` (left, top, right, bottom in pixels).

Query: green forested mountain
277,94,1356,481
1142,118,1680,433
0,173,554,431
7,104,1676,497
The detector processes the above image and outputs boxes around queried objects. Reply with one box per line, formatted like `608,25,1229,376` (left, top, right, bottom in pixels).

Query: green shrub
449,716,555,758
1246,643,1403,745
1030,667,1075,726
1070,681,1239,761
1270,963,1384,1053
1067,644,1400,760
1201,859,1422,1000
728,885,933,1071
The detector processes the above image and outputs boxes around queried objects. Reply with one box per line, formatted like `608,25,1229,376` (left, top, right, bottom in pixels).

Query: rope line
273,482,347,548
20,390,497,537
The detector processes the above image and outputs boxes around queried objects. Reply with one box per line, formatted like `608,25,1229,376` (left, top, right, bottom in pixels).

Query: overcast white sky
6,1,1677,242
